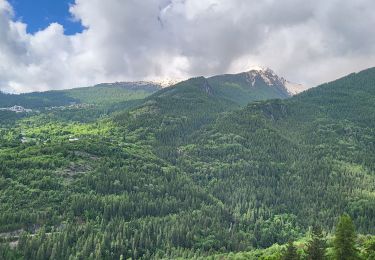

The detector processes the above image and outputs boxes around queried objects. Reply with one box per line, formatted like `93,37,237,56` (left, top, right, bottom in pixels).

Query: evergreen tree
282,241,299,260
364,237,375,260
333,214,358,260
306,225,326,260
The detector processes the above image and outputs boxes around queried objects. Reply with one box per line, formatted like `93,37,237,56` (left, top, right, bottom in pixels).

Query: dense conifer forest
0,68,375,259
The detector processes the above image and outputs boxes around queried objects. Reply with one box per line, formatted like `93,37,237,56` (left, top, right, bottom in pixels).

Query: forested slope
0,82,160,109
0,68,375,259
176,68,375,248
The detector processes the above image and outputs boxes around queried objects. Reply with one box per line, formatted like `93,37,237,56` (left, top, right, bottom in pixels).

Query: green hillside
176,68,375,248
63,82,161,106
114,72,292,160
0,68,375,259
0,91,78,109
0,82,160,109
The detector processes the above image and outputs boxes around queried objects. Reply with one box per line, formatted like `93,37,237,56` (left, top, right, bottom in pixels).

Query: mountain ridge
1,67,375,259
0,68,304,109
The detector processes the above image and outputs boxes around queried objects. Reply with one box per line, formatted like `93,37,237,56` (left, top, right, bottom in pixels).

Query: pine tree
50,243,58,260
282,241,300,260
364,237,375,259
333,214,358,260
306,225,326,260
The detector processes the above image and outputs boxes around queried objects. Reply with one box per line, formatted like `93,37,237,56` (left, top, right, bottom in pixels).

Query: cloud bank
0,0,375,93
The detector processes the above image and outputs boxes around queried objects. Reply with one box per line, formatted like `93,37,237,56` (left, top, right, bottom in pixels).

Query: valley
0,68,375,259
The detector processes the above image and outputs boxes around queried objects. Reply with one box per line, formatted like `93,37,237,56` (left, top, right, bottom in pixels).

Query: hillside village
0,105,32,113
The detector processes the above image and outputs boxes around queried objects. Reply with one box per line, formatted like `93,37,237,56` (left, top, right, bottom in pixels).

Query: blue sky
9,0,83,35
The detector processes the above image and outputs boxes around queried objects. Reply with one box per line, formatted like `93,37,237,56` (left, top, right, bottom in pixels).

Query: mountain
0,68,303,109
208,67,307,104
186,67,307,105
0,81,162,109
176,67,375,242
63,81,162,105
1,67,375,259
0,90,78,109
114,76,237,159
127,67,303,117
0,68,300,125
112,67,375,256
113,69,302,159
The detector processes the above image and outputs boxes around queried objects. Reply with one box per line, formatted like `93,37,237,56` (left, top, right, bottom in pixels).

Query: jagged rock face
245,68,282,87
243,67,308,96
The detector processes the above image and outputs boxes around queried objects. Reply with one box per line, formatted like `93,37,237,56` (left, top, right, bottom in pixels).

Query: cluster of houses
44,103,91,111
0,103,92,114
0,105,32,113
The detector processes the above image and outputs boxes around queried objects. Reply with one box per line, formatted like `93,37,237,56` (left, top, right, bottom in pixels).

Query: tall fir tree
364,237,375,260
333,214,358,260
282,241,300,260
306,225,326,260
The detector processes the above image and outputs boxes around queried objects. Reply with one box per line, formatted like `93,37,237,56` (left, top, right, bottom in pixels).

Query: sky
0,0,375,93
8,0,83,35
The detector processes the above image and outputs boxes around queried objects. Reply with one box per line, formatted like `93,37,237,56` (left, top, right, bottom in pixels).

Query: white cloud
0,0,374,93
